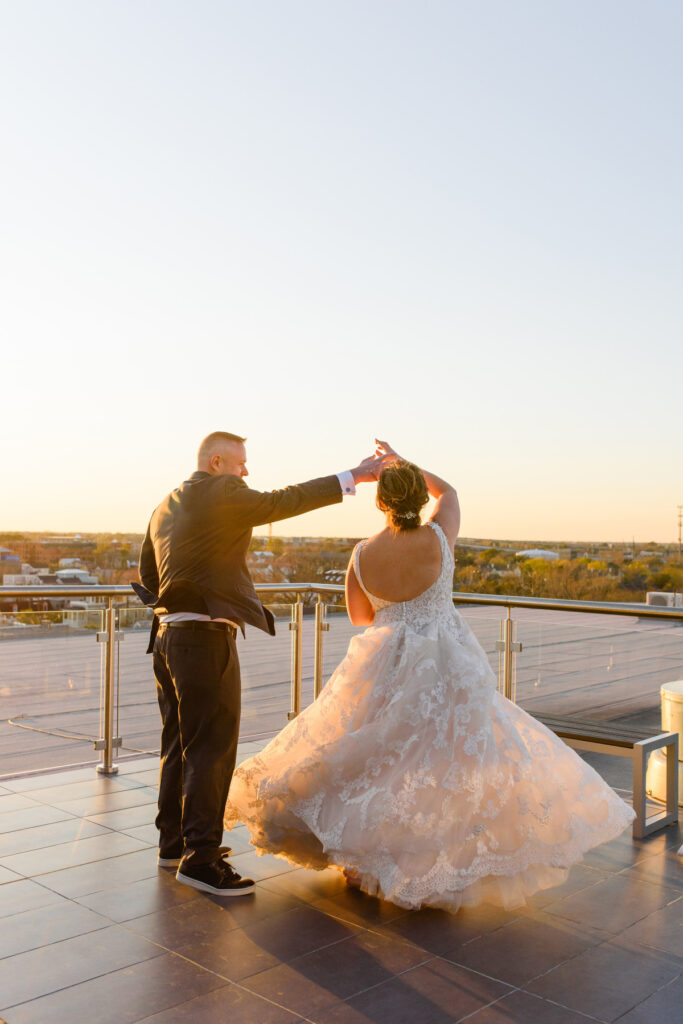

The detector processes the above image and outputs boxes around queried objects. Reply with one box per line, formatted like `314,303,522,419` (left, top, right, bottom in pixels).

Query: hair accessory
395,510,417,519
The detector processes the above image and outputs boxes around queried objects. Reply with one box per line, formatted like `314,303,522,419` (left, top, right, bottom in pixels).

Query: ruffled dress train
225,522,635,911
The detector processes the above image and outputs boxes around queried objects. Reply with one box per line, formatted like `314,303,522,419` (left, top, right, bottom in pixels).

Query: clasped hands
351,439,402,485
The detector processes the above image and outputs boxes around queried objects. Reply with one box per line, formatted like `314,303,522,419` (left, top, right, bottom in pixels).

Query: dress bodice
353,521,456,630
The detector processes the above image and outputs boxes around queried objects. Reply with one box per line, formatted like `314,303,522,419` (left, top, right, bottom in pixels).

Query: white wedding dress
225,521,635,911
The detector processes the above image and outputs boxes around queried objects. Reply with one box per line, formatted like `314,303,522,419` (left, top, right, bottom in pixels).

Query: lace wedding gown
225,522,635,911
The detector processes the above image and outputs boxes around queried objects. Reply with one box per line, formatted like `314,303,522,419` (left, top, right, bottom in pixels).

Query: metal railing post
496,607,523,702
288,598,304,719
97,597,119,775
313,597,329,699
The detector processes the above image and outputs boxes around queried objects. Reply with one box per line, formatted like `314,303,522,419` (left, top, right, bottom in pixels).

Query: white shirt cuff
336,470,356,496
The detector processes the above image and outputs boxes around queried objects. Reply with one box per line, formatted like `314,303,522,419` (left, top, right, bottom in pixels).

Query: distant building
0,548,22,581
2,568,99,586
40,536,97,549
515,549,560,561
54,568,99,585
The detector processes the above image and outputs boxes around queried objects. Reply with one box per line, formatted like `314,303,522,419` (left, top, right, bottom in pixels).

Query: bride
225,441,635,911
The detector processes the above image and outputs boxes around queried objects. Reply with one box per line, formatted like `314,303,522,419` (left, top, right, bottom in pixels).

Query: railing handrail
448,592,683,620
1,584,683,620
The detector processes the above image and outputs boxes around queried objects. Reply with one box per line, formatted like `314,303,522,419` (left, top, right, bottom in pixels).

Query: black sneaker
158,845,232,868
176,859,255,896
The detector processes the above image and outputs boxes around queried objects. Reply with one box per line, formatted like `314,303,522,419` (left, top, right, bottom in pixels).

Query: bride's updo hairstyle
377,460,429,533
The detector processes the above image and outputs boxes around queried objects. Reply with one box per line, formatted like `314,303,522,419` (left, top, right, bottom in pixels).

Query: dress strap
427,519,446,547
428,520,453,570
353,541,375,603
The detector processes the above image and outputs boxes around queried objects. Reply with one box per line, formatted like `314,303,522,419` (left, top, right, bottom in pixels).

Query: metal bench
532,714,679,839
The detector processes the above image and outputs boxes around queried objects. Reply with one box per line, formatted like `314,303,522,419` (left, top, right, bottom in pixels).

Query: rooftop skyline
2,2,681,542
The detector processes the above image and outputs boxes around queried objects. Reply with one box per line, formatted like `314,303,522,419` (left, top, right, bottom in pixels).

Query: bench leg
666,738,679,822
633,734,679,839
632,746,647,840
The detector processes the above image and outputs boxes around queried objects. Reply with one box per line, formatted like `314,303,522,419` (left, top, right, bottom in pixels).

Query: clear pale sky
1,1,681,542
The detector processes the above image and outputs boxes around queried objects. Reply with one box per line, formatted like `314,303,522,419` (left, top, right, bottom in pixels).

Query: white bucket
645,680,683,804
660,680,683,754
645,748,683,806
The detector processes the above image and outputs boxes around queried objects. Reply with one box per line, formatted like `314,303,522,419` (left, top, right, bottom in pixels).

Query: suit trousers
152,625,241,868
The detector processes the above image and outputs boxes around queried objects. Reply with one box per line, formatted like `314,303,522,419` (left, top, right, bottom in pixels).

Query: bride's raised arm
423,468,460,547
374,440,460,548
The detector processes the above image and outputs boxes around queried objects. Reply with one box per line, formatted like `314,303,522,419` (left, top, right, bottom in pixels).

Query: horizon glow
1,2,681,544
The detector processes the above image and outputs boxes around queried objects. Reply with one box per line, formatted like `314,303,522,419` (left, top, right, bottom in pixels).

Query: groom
136,431,385,896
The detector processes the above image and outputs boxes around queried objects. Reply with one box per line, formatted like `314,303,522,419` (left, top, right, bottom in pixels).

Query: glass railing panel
237,592,359,739
236,593,362,735
301,597,515,709
4,585,680,786
309,598,506,704
0,605,106,776
318,597,363,692
454,602,505,676
509,607,683,732
113,599,158,761
104,595,327,758
238,596,298,741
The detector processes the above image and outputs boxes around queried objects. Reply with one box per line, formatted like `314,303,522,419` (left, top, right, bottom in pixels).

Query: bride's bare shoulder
359,529,387,551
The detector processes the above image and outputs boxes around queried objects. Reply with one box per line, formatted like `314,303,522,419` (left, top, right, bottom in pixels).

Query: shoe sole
176,872,255,896
158,847,232,869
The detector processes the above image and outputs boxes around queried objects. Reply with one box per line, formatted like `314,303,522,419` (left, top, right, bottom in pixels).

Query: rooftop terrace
1,743,682,1024
1,588,682,1021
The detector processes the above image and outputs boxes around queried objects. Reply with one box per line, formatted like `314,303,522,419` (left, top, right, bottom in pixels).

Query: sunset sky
2,2,681,542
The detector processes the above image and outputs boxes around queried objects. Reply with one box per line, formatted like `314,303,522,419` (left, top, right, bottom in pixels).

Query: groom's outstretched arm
227,454,387,528
230,474,343,528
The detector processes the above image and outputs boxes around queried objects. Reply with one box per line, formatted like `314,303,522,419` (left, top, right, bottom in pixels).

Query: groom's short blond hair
197,431,247,465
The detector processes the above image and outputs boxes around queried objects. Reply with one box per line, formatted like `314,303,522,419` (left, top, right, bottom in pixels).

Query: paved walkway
1,745,681,1023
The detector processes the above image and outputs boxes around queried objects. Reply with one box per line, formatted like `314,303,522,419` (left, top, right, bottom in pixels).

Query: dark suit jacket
136,471,343,651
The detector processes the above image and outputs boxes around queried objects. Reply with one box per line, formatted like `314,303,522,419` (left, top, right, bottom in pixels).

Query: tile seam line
302,900,425,939
317,950,518,995
352,909,531,957
0,855,153,883
18,856,157,893
458,989,606,1024
0,918,114,961
8,777,150,795
238,953,440,1019
113,930,325,1023
526,990,624,1023
4,796,154,815
611,971,683,1019
0,947,169,1013
613,938,683,963
540,896,683,932
615,861,683,885
0,819,115,845
455,985,530,1024
0,915,141,962
2,837,154,873
119,917,373,971
612,930,683,960
493,932,625,990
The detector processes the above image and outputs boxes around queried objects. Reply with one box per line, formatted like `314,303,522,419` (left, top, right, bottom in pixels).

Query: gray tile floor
1,747,681,1024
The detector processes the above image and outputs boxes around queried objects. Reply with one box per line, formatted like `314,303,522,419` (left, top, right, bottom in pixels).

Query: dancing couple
138,433,634,908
